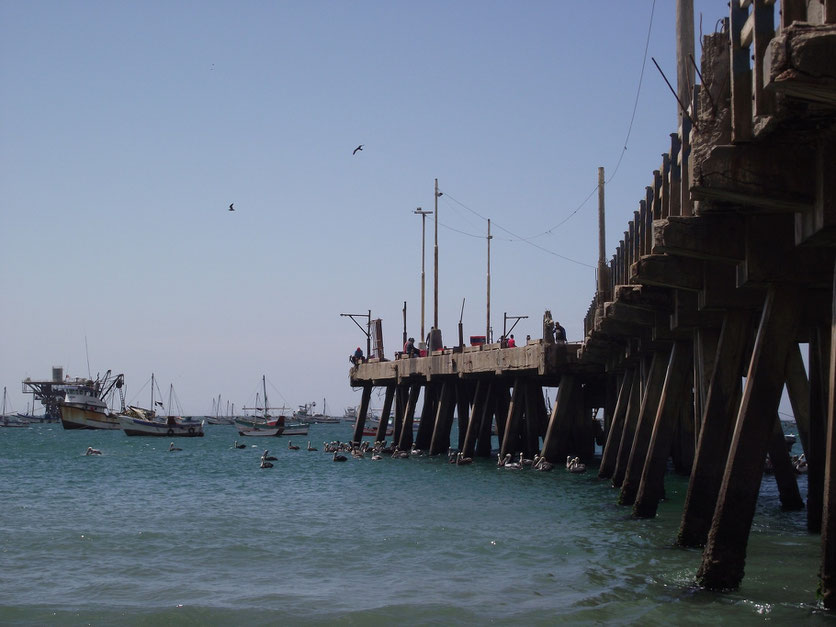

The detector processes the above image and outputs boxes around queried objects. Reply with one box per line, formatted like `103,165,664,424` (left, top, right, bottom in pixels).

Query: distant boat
58,370,125,430
117,375,204,437
1,387,29,428
362,417,393,437
314,398,340,423
343,406,358,422
235,375,308,437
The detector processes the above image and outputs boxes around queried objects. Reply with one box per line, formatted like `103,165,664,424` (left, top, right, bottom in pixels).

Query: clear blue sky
2,1,737,416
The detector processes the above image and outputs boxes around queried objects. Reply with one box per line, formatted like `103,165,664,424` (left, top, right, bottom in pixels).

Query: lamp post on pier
414,207,433,348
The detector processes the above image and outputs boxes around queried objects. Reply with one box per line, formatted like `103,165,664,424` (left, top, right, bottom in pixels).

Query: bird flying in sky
229,203,234,211
353,145,363,155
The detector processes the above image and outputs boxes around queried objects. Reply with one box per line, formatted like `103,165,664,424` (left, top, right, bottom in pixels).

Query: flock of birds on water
83,437,590,474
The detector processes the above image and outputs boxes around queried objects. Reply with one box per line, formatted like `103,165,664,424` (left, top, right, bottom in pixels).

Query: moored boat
1,387,30,428
116,374,204,437
58,371,125,430
236,375,308,437
118,406,205,437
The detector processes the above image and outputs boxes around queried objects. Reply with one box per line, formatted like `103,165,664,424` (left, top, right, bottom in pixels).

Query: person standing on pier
554,322,567,344
507,334,516,347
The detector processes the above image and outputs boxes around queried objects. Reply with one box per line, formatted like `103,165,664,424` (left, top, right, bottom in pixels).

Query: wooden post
476,384,496,457
620,346,671,506
462,380,487,458
456,381,473,452
611,372,642,488
730,0,753,142
821,259,836,608
397,383,421,451
809,325,830,533
374,384,396,443
415,384,437,450
634,340,694,518
352,384,373,444
599,369,635,479
540,374,577,463
523,381,541,459
429,381,456,455
767,412,804,510
678,310,753,547
785,343,811,457
500,377,524,460
697,285,802,590
392,385,408,446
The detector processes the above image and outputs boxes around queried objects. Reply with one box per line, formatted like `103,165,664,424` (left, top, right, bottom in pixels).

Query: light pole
414,207,432,347
433,178,442,329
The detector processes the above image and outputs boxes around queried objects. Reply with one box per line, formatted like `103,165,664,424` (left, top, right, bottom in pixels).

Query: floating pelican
260,460,273,468
261,450,278,461
288,441,300,450
233,440,246,449
333,451,348,462
306,441,317,451
85,447,102,456
169,442,182,452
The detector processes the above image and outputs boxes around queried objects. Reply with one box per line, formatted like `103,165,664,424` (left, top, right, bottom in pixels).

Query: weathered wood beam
678,309,755,547
821,259,836,609
652,215,746,262
692,142,815,212
612,371,643,488
620,347,672,506
374,384,396,443
351,384,373,444
632,254,704,291
697,284,803,590
599,369,635,479
500,377,524,460
429,381,456,455
634,339,694,518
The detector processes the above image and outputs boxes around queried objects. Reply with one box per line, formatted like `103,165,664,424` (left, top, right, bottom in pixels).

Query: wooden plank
540,374,577,463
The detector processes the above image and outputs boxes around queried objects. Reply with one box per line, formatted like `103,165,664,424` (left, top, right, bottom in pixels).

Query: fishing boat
117,375,204,437
235,375,308,437
343,406,358,422
362,417,393,437
1,387,29,428
311,398,339,423
58,371,125,430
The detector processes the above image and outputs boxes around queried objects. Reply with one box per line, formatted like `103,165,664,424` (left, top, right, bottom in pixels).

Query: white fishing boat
58,371,125,430
1,387,29,428
117,375,204,437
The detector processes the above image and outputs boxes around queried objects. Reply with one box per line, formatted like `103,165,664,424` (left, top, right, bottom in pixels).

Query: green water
0,423,829,625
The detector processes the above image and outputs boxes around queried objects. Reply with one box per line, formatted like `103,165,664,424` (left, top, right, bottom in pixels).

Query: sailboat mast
151,373,155,411
262,375,269,418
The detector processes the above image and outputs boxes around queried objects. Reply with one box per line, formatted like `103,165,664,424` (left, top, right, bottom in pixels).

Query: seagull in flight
229,203,234,211
353,144,363,155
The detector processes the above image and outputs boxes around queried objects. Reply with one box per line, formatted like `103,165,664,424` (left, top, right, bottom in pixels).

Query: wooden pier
349,0,836,607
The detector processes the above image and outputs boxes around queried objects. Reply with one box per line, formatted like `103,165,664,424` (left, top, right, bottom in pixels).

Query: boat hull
118,415,204,437
59,405,121,430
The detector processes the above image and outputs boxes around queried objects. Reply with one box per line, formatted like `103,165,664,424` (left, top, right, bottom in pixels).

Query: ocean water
0,423,829,625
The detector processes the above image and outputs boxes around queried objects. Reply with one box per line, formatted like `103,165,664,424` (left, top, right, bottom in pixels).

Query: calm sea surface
0,423,829,625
